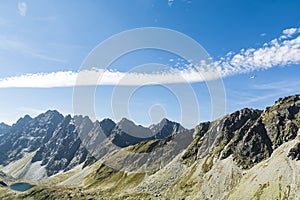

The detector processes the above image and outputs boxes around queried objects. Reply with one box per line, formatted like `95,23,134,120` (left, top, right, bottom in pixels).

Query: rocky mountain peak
100,118,115,125
109,118,185,148
98,118,116,137
149,118,185,139
159,117,170,124
0,122,10,132
262,94,300,149
44,109,61,116
0,122,10,128
116,118,151,136
12,114,32,128
117,117,135,126
33,110,64,124
23,114,32,120
274,94,300,105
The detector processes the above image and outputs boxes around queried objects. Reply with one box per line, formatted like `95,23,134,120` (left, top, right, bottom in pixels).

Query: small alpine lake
9,182,36,192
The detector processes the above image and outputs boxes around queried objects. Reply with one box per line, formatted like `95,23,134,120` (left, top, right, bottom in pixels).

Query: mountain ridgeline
0,94,300,199
0,111,185,178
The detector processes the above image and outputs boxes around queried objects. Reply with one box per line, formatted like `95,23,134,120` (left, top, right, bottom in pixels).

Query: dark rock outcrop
288,142,300,160
0,181,7,187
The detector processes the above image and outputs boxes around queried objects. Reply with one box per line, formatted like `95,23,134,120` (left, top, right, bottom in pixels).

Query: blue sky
0,0,300,128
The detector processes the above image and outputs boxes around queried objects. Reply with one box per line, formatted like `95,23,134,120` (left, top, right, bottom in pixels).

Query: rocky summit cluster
1,94,300,199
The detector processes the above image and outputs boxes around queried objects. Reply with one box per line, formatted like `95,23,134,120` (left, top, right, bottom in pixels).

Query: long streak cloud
0,27,300,88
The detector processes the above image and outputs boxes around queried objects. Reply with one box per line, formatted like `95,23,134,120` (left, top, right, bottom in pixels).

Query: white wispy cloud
215,27,300,76
236,91,288,105
282,27,300,37
34,16,57,21
252,80,300,92
0,69,217,88
230,79,300,106
0,27,299,88
0,37,67,63
18,2,27,17
260,33,267,37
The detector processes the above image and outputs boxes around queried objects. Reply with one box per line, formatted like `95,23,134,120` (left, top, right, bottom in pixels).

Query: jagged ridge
1,94,300,200
0,112,184,178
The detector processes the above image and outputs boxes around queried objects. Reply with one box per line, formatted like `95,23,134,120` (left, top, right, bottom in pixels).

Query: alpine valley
1,94,300,199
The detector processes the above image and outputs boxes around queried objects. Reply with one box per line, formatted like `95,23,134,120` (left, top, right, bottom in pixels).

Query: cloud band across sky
0,27,299,88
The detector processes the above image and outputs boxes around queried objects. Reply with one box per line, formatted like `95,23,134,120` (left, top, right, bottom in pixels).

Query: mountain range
0,111,184,179
0,94,300,199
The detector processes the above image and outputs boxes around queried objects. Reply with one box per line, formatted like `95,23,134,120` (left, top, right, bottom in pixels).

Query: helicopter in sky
250,75,257,79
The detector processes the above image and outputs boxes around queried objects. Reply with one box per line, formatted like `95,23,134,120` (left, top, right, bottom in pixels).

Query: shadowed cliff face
182,108,273,169
262,95,300,148
182,95,300,170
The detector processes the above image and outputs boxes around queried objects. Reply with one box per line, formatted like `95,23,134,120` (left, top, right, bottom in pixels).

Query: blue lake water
9,182,36,192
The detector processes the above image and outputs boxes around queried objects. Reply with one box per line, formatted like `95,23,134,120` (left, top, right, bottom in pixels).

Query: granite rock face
262,95,300,148
0,110,64,165
182,94,300,169
31,115,90,176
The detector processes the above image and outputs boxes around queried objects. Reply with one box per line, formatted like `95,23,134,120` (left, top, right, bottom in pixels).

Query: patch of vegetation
295,112,300,126
108,172,145,193
250,175,257,182
85,164,124,189
282,185,291,200
178,163,198,193
115,192,152,200
214,138,227,157
49,169,78,184
202,153,213,173
253,182,270,200
207,174,213,182
20,186,88,200
181,136,201,166
126,139,162,154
